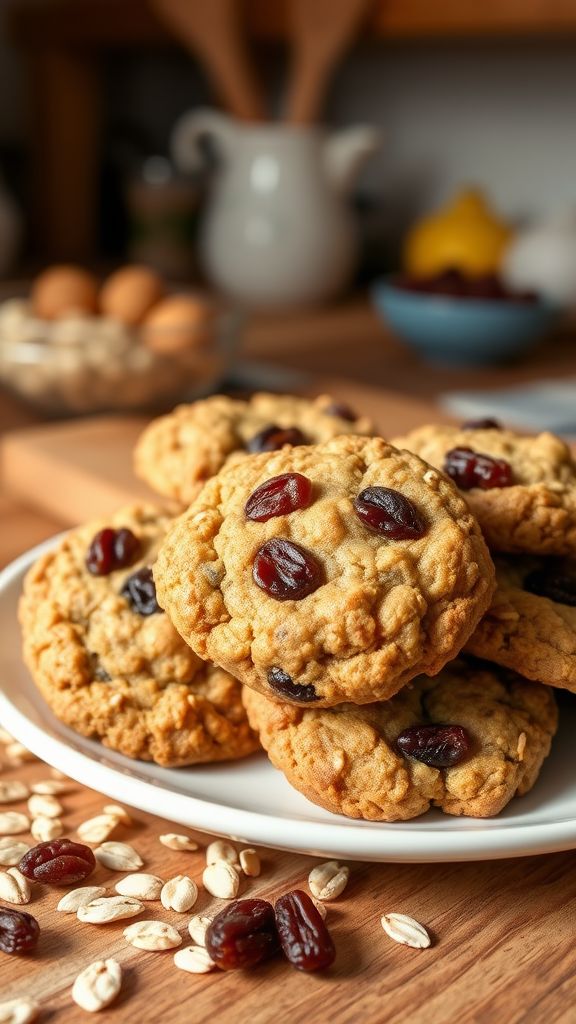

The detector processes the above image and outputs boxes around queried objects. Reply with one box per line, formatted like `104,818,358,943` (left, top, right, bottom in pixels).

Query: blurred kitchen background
2,0,576,429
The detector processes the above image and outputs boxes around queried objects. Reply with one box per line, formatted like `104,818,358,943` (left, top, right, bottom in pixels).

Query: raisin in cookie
392,422,576,555
243,660,557,821
19,504,258,767
466,556,576,693
155,435,495,707
134,392,373,504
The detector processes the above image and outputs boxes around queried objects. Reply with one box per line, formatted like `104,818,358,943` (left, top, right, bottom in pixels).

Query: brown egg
143,295,213,355
100,265,165,326
31,265,99,320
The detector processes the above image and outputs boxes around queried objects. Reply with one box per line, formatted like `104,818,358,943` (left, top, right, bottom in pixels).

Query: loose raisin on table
0,906,40,954
121,567,162,615
524,565,576,606
19,838,96,885
275,890,335,972
253,538,323,600
396,724,471,768
245,473,313,522
354,487,426,539
86,527,141,576
246,424,307,454
205,899,279,970
443,447,513,490
267,667,319,703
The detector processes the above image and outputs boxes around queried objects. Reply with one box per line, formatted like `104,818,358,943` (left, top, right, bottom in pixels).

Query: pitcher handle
171,108,236,173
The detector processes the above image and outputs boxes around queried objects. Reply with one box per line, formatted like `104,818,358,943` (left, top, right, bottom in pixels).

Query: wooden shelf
11,0,576,47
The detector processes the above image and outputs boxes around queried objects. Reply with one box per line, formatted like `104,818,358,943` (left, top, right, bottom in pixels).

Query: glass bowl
0,291,239,416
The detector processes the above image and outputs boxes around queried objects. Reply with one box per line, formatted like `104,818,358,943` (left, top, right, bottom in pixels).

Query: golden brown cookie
19,504,258,767
134,392,373,503
466,556,576,693
155,435,495,707
392,423,576,555
243,660,558,821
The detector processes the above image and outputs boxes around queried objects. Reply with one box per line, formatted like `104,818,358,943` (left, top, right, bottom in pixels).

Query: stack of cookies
21,395,571,824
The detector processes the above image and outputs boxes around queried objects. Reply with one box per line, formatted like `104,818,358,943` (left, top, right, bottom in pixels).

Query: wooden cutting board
0,377,450,525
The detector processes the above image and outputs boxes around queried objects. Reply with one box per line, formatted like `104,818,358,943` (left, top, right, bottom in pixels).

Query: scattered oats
202,861,240,900
94,841,143,872
30,779,70,796
0,812,29,836
206,840,238,866
77,813,121,844
5,743,37,764
57,886,107,913
174,944,215,974
0,728,14,745
72,958,122,1012
123,919,182,951
0,781,30,804
239,848,260,878
0,839,30,866
517,731,527,761
78,895,144,924
308,861,349,901
0,997,39,1024
188,914,213,946
102,804,132,826
115,873,163,901
0,868,31,905
381,913,431,949
161,875,198,913
27,793,62,819
31,815,63,842
159,833,199,852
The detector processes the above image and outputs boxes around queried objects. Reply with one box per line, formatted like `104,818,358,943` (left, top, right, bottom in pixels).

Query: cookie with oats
134,391,373,504
19,504,258,767
392,423,576,555
466,555,576,693
243,660,558,821
155,435,495,707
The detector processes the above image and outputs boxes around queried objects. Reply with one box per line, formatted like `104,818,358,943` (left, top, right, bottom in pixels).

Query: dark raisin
19,839,96,885
246,424,307,454
396,724,471,768
275,890,335,971
252,538,323,600
121,567,162,615
461,417,502,430
354,487,426,539
267,667,319,703
444,447,513,490
86,527,141,576
205,899,279,970
524,565,576,606
323,401,357,422
0,906,40,954
245,473,313,522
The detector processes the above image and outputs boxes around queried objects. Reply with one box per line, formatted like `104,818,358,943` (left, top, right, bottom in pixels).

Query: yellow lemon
404,188,512,278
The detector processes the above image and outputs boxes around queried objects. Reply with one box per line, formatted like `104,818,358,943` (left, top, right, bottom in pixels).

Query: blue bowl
371,277,560,366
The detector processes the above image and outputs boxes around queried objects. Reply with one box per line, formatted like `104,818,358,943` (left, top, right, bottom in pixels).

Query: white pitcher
172,110,379,308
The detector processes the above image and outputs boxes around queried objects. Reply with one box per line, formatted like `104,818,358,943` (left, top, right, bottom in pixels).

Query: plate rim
2,534,576,864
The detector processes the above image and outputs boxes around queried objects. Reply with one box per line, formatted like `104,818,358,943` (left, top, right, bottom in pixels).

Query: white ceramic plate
2,537,575,863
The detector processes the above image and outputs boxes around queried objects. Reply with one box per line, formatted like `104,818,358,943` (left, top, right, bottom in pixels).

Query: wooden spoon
285,0,373,124
152,0,265,122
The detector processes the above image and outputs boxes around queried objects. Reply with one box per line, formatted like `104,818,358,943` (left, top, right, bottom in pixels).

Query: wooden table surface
0,367,575,1022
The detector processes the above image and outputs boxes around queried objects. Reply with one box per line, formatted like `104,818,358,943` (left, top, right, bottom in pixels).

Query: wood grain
0,751,574,1023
